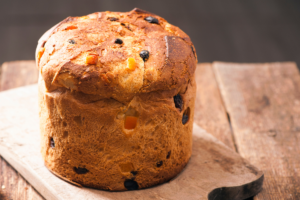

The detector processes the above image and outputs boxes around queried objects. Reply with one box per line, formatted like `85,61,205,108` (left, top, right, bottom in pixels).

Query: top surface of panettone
36,8,197,102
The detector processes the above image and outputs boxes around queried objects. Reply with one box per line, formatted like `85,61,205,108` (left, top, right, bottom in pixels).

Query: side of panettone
37,8,197,191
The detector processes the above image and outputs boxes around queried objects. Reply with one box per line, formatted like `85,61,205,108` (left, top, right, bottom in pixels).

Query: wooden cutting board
0,84,263,200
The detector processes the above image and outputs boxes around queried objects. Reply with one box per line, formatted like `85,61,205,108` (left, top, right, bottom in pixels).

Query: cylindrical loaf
37,8,197,191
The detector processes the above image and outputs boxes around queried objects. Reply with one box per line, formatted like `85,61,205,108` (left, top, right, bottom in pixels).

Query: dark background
0,0,300,69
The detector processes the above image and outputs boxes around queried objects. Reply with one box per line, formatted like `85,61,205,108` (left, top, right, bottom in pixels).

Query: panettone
36,8,197,191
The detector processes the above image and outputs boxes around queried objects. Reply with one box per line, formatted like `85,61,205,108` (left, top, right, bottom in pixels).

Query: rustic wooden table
0,61,299,200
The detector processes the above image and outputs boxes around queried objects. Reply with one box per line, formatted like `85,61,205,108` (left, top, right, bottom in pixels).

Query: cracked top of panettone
36,8,197,102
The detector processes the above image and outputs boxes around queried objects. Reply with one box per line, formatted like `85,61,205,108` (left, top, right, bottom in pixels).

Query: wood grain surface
0,60,38,91
0,61,43,200
194,63,236,150
213,62,300,200
0,157,44,200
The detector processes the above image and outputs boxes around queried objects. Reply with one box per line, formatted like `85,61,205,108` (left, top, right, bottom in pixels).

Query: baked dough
37,8,197,191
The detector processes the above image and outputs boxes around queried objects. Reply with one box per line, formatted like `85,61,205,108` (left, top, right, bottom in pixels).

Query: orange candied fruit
86,54,98,65
37,47,45,60
124,116,138,130
127,57,137,71
65,25,78,30
79,16,89,20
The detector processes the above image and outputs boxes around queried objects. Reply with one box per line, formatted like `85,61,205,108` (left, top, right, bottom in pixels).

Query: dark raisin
68,39,76,44
182,107,190,125
156,161,163,167
120,23,132,31
139,50,149,61
173,94,183,111
124,179,139,190
166,151,171,159
108,17,119,21
73,167,89,174
50,138,55,148
131,171,138,175
115,38,123,44
126,25,132,31
144,16,159,24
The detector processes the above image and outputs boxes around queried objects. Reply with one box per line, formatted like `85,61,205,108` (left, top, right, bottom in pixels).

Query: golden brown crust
39,76,196,191
38,8,197,191
39,75,196,190
36,8,197,103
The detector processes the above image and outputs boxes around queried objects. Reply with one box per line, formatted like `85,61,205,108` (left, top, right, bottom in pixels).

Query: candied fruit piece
115,38,123,44
173,94,183,111
86,54,98,65
37,47,45,61
73,167,89,174
139,50,149,61
166,151,171,159
108,17,119,21
57,73,78,91
68,39,76,44
131,171,138,175
50,137,55,148
79,16,89,20
124,179,139,190
124,116,138,130
156,161,163,167
144,16,159,24
182,107,190,125
65,25,78,30
127,57,137,71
